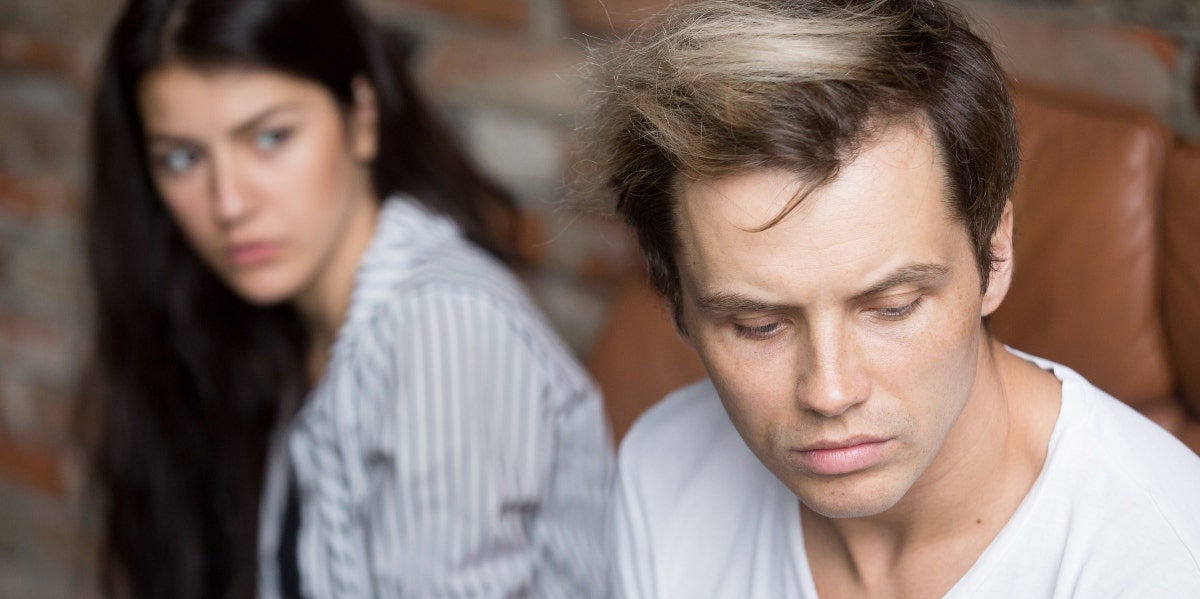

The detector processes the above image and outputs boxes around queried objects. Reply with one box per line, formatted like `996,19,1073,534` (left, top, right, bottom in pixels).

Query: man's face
674,122,1011,518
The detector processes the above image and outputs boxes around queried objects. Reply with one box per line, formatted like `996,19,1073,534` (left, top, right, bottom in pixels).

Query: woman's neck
295,194,380,382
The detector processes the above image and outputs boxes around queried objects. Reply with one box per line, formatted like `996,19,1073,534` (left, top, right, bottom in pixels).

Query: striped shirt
257,196,613,598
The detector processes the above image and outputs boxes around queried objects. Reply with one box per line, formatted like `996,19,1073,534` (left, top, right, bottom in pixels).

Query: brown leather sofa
584,82,1200,454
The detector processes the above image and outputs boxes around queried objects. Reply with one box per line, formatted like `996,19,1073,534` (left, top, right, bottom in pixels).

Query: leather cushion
585,271,706,443
991,84,1175,405
1163,142,1200,415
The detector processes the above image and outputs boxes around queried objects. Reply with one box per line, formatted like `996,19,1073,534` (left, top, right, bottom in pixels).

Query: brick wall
959,0,1200,137
0,0,1196,596
1,0,121,595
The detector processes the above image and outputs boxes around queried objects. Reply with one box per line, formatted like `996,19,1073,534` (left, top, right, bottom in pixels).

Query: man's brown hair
584,0,1018,328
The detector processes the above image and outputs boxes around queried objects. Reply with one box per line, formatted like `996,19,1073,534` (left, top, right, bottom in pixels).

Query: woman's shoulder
354,196,522,299
342,196,585,388
345,197,516,318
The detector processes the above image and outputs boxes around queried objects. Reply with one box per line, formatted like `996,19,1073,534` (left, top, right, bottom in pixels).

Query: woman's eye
254,128,291,151
734,322,782,340
875,297,924,321
155,147,200,175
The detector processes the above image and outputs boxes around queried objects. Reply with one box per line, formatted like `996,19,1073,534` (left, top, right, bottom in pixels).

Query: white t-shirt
611,350,1200,598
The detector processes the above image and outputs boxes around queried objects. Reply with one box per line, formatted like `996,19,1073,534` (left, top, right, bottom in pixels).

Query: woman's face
138,63,380,315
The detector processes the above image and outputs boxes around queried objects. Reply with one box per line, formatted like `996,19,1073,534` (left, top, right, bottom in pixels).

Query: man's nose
795,320,870,418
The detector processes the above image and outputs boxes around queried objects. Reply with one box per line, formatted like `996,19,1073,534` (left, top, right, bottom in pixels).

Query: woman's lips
790,438,893,476
229,242,278,267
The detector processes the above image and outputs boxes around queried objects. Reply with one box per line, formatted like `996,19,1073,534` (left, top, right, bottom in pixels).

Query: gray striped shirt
258,196,613,598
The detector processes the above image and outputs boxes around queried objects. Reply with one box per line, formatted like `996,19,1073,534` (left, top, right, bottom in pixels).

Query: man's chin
793,480,907,520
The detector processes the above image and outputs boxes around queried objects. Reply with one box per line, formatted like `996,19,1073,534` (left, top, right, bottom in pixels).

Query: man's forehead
672,121,965,302
674,168,809,231
674,119,946,223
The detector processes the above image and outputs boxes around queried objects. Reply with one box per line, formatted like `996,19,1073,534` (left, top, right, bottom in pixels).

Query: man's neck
802,338,1062,598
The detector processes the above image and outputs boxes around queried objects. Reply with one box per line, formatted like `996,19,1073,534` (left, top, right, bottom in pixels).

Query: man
586,0,1200,597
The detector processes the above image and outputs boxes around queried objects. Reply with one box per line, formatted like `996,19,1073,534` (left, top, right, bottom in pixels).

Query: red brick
1193,58,1200,116
24,384,76,446
380,0,528,29
2,0,120,37
0,436,64,495
0,308,70,363
0,31,72,74
1112,27,1179,70
566,0,672,35
418,35,588,116
513,209,550,266
0,30,96,90
0,171,75,221
575,216,639,284
0,92,87,179
33,518,94,575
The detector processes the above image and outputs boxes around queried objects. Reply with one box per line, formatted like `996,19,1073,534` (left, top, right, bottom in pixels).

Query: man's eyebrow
694,263,951,314
853,263,951,300
695,292,786,315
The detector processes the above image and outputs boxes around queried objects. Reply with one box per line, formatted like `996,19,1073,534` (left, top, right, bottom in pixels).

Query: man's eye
734,322,782,340
154,147,200,175
254,128,291,152
875,297,924,321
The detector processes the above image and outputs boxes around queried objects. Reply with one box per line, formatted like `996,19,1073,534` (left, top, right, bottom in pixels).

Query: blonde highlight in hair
583,0,1018,328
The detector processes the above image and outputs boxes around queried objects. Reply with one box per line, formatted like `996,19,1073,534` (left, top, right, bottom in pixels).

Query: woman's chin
224,275,298,307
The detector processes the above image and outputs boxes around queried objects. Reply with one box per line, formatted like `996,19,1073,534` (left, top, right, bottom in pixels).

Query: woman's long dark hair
81,1,516,597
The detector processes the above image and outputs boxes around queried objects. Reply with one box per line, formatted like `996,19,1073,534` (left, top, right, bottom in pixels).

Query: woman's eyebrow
228,102,301,137
144,102,302,145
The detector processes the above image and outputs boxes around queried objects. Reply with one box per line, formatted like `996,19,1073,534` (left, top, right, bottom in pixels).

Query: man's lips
790,436,894,476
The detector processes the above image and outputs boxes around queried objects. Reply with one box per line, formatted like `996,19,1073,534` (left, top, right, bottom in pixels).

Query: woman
82,0,611,597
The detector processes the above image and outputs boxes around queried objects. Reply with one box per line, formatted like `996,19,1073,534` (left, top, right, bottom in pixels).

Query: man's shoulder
948,352,1200,596
1012,348,1200,502
1056,372,1200,537
1055,366,1200,503
621,379,729,452
616,379,774,507
962,373,1200,595
1036,359,1200,561
611,381,803,597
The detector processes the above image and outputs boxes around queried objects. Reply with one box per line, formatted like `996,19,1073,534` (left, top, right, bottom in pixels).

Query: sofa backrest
1163,142,1200,448
990,83,1175,405
585,271,706,442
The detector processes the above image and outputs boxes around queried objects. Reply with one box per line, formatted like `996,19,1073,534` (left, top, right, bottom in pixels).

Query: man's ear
981,200,1015,317
349,75,379,163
